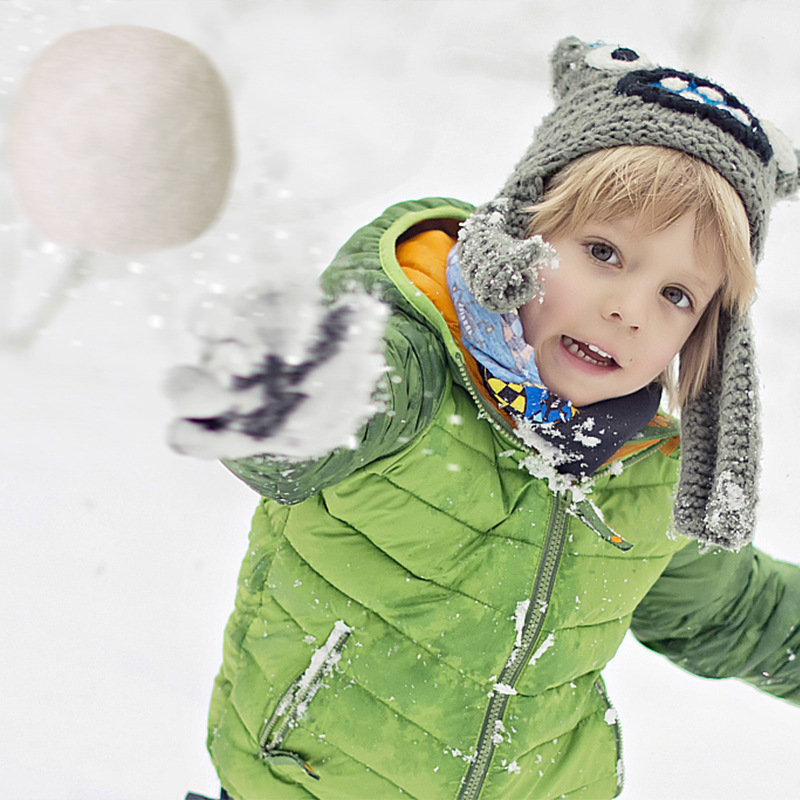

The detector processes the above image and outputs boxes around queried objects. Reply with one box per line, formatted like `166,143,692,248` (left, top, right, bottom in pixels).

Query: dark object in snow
185,789,231,800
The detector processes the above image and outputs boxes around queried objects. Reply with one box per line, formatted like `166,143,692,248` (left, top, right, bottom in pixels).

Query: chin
555,385,623,407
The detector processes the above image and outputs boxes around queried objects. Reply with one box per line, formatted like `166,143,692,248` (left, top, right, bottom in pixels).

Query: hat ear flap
673,311,760,551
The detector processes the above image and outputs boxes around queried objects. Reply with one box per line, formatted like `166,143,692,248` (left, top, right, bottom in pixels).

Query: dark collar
530,383,663,477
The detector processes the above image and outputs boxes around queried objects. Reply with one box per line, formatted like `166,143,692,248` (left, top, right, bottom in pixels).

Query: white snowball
5,25,235,255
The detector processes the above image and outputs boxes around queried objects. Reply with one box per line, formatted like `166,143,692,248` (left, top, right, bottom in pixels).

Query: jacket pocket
259,619,353,780
594,677,624,798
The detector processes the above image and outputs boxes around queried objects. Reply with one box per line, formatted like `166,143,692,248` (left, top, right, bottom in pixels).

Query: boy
174,37,800,800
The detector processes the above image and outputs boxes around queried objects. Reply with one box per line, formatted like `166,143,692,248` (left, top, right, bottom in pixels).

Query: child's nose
602,290,647,330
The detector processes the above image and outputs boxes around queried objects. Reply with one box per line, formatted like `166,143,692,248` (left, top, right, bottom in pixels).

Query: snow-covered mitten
165,281,387,461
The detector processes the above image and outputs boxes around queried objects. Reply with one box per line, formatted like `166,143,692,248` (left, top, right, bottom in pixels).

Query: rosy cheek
650,343,682,373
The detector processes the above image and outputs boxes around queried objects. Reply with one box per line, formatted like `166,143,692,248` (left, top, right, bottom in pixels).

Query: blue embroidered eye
616,68,773,164
654,75,752,125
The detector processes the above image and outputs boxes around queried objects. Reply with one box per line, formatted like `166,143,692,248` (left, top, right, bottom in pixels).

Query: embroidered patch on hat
585,42,653,71
615,68,773,164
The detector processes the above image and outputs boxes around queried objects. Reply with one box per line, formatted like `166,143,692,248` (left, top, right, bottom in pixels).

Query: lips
562,335,619,368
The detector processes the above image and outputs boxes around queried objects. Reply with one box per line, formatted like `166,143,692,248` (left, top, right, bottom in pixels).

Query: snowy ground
3,1,800,798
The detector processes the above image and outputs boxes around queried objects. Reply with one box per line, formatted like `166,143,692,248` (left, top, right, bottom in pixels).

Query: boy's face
517,213,724,406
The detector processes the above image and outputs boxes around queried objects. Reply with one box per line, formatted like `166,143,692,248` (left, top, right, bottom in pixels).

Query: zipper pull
573,497,633,551
261,749,321,780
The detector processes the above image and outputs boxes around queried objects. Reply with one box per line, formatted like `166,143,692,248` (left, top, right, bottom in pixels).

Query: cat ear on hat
550,36,586,98
760,119,800,198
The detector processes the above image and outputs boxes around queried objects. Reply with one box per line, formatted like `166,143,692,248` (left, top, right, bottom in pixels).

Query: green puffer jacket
208,198,800,800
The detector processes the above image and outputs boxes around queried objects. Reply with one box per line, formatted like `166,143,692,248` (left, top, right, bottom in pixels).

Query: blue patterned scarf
447,246,576,423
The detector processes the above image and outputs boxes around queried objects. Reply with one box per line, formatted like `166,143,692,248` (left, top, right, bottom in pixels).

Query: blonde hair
525,146,754,407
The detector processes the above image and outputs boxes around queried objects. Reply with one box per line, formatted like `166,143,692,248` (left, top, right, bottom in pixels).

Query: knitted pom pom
456,199,556,314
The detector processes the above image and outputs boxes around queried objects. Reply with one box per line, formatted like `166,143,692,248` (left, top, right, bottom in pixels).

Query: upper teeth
585,342,612,359
564,336,614,365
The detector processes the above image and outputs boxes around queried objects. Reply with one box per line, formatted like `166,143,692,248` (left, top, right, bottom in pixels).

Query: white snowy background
3,1,800,798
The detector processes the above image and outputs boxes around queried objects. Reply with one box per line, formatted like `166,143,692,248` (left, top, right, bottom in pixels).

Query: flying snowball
5,25,235,255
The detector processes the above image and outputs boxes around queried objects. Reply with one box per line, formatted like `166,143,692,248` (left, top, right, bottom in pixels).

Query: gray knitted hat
458,36,800,551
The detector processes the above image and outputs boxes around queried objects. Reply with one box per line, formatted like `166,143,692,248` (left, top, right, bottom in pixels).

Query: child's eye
588,242,619,265
662,286,692,309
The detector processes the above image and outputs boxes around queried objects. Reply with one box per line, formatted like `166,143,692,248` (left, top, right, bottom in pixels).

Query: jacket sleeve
220,306,448,504
630,538,800,705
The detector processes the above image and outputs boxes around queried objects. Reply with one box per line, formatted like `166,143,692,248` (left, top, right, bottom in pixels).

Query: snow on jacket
207,198,800,800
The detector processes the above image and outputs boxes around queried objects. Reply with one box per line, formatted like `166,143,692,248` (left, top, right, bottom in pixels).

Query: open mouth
562,335,619,368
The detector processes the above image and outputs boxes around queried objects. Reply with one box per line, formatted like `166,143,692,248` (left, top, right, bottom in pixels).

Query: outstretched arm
217,308,450,503
165,280,449,504
631,539,800,704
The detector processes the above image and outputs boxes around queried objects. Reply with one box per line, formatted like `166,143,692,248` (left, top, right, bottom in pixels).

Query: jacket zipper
457,491,570,800
445,349,650,797
451,352,525,452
